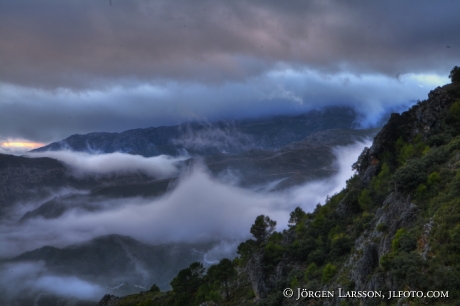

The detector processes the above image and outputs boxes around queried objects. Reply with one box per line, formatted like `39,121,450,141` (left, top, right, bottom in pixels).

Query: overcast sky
1,0,458,144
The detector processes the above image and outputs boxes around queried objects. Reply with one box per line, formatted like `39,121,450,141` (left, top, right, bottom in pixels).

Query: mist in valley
0,139,370,302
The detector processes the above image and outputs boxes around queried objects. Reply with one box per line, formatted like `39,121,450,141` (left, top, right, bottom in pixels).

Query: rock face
245,250,271,299
367,87,455,163
348,192,419,291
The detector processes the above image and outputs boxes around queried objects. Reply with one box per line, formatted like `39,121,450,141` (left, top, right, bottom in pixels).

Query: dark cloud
0,71,443,143
0,0,458,89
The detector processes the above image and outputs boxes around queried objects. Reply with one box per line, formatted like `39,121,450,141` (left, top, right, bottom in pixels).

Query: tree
149,284,160,293
288,207,307,227
250,215,276,244
236,239,257,262
170,262,205,294
449,66,460,84
207,258,236,301
352,147,370,172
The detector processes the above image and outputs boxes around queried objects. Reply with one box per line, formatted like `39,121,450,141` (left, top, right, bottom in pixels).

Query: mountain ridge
31,106,360,156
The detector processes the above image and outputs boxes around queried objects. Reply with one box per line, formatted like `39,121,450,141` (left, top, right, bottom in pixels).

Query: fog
0,261,104,301
27,151,188,179
0,140,370,259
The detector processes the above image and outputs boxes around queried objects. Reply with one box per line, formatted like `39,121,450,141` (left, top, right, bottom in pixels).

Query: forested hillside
98,74,460,306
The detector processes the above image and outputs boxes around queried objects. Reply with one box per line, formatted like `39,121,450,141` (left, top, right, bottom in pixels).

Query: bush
393,159,426,191
449,100,460,119
330,234,351,258
391,228,416,253
427,171,440,186
321,263,337,283
376,223,387,232
304,263,318,281
390,252,426,288
358,189,373,211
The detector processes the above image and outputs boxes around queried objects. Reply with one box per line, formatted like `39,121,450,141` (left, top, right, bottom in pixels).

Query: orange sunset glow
1,141,44,149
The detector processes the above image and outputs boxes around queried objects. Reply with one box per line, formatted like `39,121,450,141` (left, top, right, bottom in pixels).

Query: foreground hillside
97,82,460,306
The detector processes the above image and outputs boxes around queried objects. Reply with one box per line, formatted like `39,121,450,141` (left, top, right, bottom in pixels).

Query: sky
1,0,459,146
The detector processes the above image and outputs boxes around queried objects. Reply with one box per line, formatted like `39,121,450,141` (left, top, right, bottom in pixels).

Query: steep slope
97,82,460,306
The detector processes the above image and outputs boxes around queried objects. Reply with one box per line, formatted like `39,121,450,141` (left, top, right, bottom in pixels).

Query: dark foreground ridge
96,80,460,305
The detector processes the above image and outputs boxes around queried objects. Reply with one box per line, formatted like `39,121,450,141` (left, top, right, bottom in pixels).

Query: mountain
2,235,218,306
31,106,359,156
95,82,460,305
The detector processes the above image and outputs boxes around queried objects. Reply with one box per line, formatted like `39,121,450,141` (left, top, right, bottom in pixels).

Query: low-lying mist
27,151,188,179
0,261,104,301
0,140,371,259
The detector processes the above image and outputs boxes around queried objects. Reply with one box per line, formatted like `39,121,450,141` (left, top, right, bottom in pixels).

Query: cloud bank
0,72,447,143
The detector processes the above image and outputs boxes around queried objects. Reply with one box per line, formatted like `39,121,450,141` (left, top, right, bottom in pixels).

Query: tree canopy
449,66,460,83
250,215,276,244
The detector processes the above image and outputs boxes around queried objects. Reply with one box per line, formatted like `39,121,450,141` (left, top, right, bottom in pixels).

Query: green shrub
427,171,440,185
379,253,394,271
321,263,337,283
290,276,299,289
376,223,387,232
304,263,318,281
330,234,351,258
391,228,407,251
393,159,426,191
358,189,373,211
